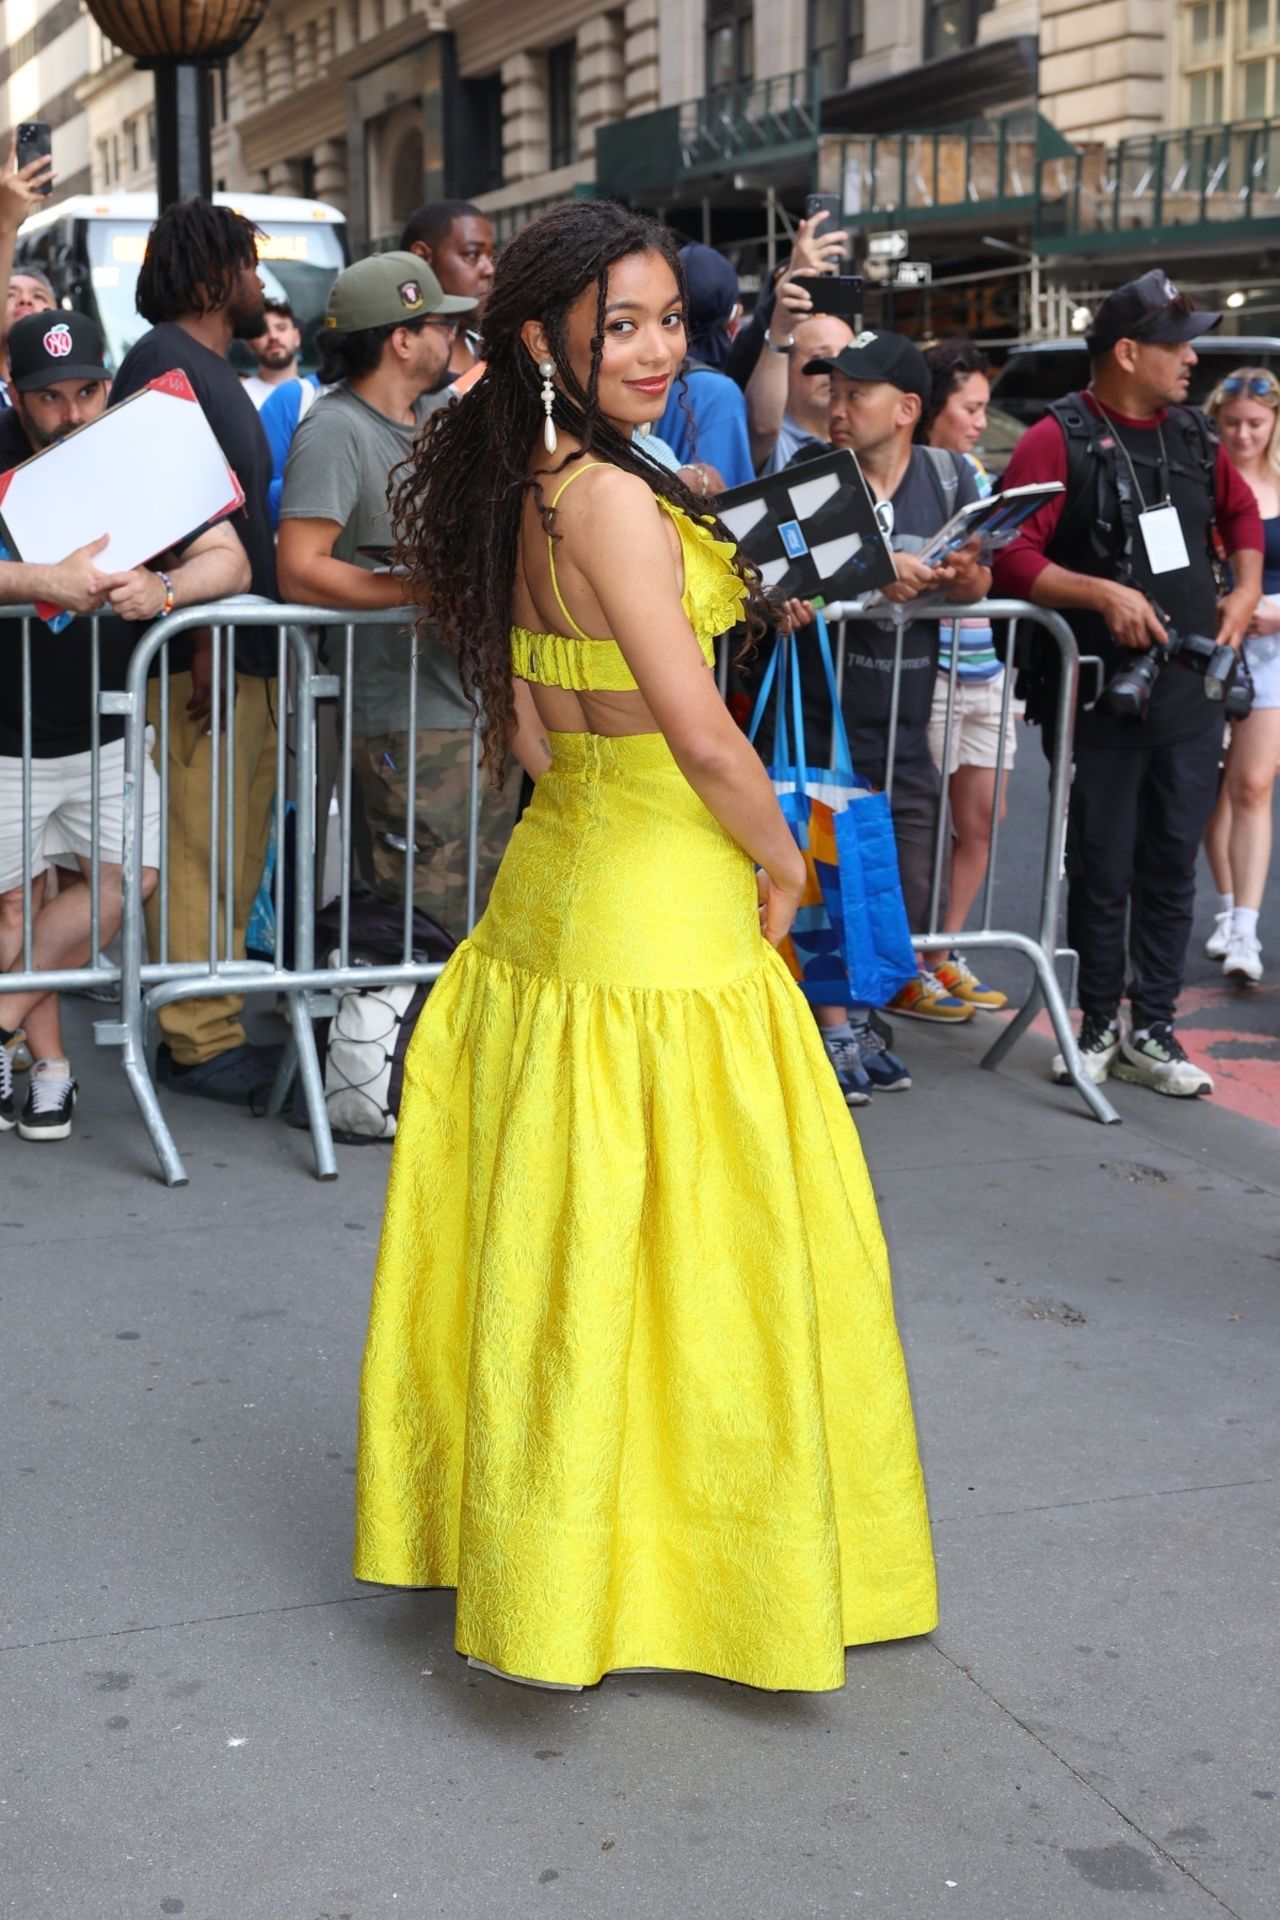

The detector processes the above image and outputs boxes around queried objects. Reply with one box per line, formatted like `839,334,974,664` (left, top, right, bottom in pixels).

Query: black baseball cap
8,309,108,391
1085,269,1221,357
802,329,931,402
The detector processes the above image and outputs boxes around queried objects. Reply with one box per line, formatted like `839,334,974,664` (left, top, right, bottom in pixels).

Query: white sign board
0,371,242,574
866,229,909,261
892,261,932,287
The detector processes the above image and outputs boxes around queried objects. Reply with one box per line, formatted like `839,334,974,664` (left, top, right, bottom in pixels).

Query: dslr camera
1104,620,1251,721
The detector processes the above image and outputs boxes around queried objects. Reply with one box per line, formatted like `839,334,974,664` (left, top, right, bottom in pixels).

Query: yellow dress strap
546,461,606,643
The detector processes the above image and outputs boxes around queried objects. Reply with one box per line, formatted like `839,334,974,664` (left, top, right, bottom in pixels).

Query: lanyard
1109,416,1172,511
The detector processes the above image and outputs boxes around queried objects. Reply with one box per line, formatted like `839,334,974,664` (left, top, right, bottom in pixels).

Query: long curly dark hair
390,198,767,777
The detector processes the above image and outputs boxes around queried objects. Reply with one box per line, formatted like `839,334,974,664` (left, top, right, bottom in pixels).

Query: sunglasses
1219,373,1279,401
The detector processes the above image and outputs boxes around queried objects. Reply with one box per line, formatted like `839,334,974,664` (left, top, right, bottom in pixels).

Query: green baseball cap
323,250,476,332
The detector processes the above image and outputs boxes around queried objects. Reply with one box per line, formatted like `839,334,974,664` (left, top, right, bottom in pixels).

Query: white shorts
0,731,161,894
1243,631,1280,710
927,668,1022,773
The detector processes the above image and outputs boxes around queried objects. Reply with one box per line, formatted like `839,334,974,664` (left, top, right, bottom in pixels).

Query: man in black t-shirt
110,199,282,1104
0,312,249,1141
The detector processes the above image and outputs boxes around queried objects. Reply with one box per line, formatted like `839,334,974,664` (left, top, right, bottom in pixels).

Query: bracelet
765,334,794,354
155,570,175,617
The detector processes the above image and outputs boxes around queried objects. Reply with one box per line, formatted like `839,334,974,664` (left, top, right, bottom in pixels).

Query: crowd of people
0,144,1277,1147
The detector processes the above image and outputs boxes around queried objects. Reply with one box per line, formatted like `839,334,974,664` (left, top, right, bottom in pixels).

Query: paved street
3,767,1278,1920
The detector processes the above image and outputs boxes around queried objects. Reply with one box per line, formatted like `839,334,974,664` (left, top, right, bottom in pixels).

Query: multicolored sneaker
887,971,975,1023
932,952,1008,1011
1111,1023,1213,1098
822,1029,873,1107
1051,1012,1120,1086
848,1015,911,1090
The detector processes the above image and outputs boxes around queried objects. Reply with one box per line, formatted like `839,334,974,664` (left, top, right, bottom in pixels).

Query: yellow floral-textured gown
354,489,936,1691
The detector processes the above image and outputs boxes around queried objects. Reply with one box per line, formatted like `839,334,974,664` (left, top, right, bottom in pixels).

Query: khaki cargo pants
144,672,278,1067
352,727,520,942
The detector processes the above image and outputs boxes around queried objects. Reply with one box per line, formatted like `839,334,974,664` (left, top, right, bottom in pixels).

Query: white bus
14,190,349,372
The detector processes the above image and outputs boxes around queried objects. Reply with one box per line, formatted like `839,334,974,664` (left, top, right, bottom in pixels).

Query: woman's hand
1247,595,1280,637
758,863,805,948
776,596,816,634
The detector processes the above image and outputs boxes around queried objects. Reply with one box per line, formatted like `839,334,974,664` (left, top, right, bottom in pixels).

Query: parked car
991,334,1280,426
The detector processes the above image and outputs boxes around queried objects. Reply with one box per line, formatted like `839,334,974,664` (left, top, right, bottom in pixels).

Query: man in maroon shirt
994,269,1263,1098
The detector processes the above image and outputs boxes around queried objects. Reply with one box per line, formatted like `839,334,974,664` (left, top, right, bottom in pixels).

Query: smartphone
807,274,865,319
16,122,53,194
805,191,843,229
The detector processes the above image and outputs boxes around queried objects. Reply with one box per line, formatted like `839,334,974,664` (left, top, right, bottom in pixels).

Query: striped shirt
937,453,999,683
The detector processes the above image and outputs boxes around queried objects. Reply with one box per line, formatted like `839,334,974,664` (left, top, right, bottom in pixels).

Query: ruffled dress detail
354,501,936,1691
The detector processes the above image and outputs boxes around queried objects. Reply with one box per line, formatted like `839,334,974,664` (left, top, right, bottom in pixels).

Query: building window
96,136,111,186
129,119,141,173
808,0,864,94
923,0,996,61
147,111,156,161
548,39,578,169
706,0,754,91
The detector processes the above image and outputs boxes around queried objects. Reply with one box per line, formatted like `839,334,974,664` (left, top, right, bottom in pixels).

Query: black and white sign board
715,448,897,609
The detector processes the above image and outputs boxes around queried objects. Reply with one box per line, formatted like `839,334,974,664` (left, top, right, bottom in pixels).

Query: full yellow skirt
354,731,936,1691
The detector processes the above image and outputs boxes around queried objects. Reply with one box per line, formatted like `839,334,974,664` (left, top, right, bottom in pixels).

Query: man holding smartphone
0,133,55,411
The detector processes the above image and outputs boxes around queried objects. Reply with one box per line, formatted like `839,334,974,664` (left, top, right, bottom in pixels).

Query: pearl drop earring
539,358,558,453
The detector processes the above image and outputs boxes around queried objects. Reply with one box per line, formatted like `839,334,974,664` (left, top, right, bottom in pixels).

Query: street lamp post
83,0,272,208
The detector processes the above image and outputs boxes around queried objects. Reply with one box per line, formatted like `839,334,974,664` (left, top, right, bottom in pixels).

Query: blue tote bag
747,613,918,1009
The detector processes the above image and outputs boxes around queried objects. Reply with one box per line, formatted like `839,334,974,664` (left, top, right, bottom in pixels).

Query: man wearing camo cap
277,252,520,938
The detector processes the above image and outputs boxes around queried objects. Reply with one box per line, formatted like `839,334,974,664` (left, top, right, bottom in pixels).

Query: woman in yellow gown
354,201,936,1691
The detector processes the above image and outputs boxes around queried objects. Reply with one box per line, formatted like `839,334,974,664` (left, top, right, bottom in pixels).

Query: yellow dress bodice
509,465,749,693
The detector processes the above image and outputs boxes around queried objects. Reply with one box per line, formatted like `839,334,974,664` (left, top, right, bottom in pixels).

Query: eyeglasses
1219,373,1280,401
420,316,461,338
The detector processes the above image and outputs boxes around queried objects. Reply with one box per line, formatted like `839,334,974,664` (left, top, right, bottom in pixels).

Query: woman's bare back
511,450,686,737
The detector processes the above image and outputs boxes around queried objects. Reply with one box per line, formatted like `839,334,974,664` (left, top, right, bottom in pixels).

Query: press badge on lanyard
1138,503,1190,574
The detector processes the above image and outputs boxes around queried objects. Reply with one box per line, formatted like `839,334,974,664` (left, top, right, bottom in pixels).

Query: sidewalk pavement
3,997,1277,1920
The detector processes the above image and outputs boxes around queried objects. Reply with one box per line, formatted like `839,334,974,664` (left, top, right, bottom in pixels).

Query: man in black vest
995,271,1263,1097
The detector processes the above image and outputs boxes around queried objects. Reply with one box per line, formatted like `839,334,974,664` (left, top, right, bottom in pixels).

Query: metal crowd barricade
102,598,471,1187
5,590,1114,1191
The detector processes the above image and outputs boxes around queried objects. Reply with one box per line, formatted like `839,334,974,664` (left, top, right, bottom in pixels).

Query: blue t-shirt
655,366,753,489
261,374,321,528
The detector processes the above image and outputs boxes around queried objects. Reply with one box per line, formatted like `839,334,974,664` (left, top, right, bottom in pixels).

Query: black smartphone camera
807,275,865,320
16,122,53,195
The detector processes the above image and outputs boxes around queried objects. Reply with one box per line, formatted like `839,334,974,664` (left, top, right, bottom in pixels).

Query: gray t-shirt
280,382,471,733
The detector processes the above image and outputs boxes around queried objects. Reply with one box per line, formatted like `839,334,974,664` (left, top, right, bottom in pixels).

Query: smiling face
1215,393,1279,471
930,370,990,454
527,248,687,436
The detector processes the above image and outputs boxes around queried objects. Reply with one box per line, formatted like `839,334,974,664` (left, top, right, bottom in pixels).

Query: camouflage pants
352,727,520,943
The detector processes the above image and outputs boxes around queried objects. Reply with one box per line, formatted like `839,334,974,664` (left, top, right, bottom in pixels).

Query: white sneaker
1204,910,1233,959
1223,931,1262,984
1051,1014,1119,1086
1111,1023,1213,1098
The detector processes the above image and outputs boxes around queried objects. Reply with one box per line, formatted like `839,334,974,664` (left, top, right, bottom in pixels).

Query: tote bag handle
746,612,855,783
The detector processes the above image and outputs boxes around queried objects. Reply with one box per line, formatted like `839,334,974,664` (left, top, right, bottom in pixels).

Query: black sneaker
17,1064,77,1141
822,1030,873,1108
1051,1011,1119,1086
848,1014,912,1090
1112,1022,1213,1098
0,1028,18,1132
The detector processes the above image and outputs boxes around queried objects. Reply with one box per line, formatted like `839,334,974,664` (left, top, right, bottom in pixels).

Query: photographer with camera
994,271,1263,1097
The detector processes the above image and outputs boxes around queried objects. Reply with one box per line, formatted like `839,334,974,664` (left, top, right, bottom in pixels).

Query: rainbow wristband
155,570,175,617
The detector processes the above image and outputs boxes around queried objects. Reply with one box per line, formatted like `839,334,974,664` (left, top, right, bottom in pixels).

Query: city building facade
1,0,1277,340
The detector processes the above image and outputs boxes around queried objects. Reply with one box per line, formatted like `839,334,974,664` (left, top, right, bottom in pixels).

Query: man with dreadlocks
111,200,281,1105
353,200,936,1693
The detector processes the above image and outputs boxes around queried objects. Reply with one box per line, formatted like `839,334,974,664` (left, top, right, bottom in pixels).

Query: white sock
1216,892,1234,918
1232,907,1259,941
822,1020,854,1042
